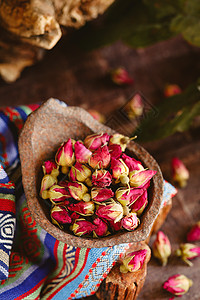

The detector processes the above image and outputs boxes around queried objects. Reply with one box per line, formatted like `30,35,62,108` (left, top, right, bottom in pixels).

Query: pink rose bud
121,153,144,172
67,181,90,202
120,249,147,273
109,133,136,152
96,199,124,223
84,133,110,151
93,218,109,237
70,212,80,223
164,84,182,98
152,231,171,266
91,187,114,203
111,158,129,185
171,157,189,188
130,190,148,216
126,94,144,119
40,174,57,196
51,205,72,228
41,184,71,205
129,169,157,188
71,218,96,236
74,141,92,164
163,274,193,296
175,243,200,266
89,144,111,169
109,219,122,232
42,160,59,178
187,221,200,242
68,201,95,216
108,144,122,159
55,139,75,173
115,187,144,206
121,212,140,231
92,169,112,187
111,67,134,86
88,109,105,123
69,162,91,182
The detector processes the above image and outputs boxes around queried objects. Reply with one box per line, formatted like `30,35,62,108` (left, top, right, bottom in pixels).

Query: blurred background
0,1,200,299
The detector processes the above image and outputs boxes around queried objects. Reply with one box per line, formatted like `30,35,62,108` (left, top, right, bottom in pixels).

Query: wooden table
0,35,199,300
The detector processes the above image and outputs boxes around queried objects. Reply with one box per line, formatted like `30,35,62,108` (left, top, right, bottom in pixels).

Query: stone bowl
18,98,164,248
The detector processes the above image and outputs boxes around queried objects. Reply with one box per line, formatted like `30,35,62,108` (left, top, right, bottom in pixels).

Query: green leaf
170,0,200,46
134,81,200,142
71,0,175,50
71,0,200,50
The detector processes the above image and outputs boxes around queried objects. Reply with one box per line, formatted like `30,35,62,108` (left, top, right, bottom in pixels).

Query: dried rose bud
91,187,114,203
67,182,90,202
40,174,57,196
55,139,75,173
92,169,112,187
175,243,200,266
120,249,147,273
69,162,91,182
109,219,122,232
130,190,148,216
126,94,144,119
115,187,144,207
58,180,68,188
109,133,136,152
93,218,109,237
121,212,140,231
111,67,134,86
129,169,156,188
152,231,171,266
42,160,59,178
164,84,182,98
84,133,110,151
89,144,111,169
108,144,122,159
70,212,80,223
111,158,129,185
187,221,200,242
41,185,70,205
171,157,189,188
51,205,72,228
96,199,124,223
163,274,193,296
121,153,144,172
68,201,95,216
71,218,96,236
74,141,92,164
88,109,105,123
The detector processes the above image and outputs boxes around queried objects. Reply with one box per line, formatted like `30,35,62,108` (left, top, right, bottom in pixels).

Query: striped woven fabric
0,102,177,299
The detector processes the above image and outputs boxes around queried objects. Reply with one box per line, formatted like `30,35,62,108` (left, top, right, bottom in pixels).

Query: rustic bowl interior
18,98,163,248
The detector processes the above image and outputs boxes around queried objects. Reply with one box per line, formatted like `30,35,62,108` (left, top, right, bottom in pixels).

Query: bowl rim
18,98,164,248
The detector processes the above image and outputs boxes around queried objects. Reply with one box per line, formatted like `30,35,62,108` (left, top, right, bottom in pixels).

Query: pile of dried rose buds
40,132,157,238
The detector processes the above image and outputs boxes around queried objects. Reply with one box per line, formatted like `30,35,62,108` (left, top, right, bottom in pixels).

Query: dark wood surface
0,34,200,299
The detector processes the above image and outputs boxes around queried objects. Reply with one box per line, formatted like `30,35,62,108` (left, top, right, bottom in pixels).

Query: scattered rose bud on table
164,84,182,97
40,132,157,238
187,221,200,242
120,249,147,273
175,243,200,266
126,93,144,119
152,231,171,266
110,67,134,86
163,274,193,297
171,157,189,188
88,109,105,123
